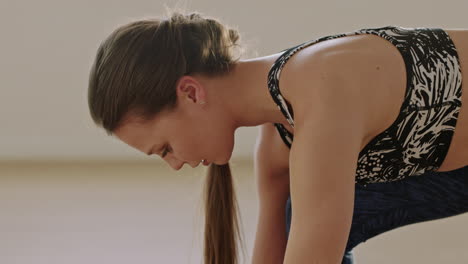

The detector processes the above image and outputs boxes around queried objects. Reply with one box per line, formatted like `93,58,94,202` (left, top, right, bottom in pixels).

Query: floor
0,160,466,264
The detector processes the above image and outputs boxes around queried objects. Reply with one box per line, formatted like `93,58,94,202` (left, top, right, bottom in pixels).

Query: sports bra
267,25,463,185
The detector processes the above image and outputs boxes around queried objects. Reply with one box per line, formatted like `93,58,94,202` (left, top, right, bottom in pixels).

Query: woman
87,10,468,263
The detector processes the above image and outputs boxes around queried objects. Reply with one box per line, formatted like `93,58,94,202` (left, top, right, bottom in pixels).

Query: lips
203,160,210,166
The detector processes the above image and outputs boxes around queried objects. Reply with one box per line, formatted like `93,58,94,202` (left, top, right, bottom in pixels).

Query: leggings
284,165,468,264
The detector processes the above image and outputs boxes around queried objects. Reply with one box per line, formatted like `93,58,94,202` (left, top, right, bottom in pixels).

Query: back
266,26,463,184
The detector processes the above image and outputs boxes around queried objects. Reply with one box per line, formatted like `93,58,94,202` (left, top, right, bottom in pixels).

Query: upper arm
254,124,290,202
282,56,367,263
251,124,290,264
285,109,363,263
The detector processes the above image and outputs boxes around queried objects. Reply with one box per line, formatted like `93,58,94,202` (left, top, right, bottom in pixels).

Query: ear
176,75,207,104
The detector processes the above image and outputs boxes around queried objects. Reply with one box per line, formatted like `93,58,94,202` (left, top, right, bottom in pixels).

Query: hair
87,9,247,264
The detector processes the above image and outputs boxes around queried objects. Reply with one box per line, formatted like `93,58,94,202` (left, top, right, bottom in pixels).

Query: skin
113,52,290,170
112,30,468,172
112,29,468,263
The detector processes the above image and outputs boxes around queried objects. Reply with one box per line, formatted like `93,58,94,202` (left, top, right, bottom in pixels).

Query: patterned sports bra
267,26,463,185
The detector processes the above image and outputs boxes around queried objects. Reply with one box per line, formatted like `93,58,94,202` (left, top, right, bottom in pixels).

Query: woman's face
113,78,236,170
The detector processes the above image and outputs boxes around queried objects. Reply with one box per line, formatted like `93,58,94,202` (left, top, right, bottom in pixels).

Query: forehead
113,115,160,150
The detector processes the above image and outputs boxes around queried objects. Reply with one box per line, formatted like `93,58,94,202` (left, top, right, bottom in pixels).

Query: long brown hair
87,9,246,264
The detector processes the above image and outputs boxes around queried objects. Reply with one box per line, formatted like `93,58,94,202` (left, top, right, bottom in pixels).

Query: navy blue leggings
284,165,468,264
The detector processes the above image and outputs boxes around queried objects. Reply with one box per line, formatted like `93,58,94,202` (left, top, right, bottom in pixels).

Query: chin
212,154,231,166
221,149,234,165
213,135,234,166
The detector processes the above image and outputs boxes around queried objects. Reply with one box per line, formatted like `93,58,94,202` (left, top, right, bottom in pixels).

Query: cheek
187,119,235,162
179,133,204,157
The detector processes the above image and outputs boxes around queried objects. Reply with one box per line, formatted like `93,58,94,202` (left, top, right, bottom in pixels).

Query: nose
164,158,183,171
165,154,200,170
188,161,202,168
181,161,203,169
171,161,196,171
163,155,184,170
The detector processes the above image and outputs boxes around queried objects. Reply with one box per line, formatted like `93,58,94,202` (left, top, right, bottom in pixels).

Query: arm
251,125,291,264
251,171,290,264
284,114,363,263
282,58,367,263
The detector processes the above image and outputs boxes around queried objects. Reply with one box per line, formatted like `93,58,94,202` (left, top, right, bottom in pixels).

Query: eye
161,146,170,158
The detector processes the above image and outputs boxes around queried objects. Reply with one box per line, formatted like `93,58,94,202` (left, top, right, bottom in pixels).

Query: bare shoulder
277,33,408,148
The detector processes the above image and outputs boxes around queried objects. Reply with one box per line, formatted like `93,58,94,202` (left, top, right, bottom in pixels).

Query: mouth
203,159,210,166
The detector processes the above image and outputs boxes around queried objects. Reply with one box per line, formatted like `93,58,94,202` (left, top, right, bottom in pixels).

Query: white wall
1,1,468,263
1,0,467,161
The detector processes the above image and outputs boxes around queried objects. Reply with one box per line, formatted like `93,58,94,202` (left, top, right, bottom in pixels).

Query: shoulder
277,33,407,143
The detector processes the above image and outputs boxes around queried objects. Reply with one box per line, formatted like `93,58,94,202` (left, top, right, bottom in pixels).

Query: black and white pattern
267,26,463,185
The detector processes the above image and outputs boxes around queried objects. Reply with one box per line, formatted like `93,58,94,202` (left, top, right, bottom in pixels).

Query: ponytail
203,163,246,263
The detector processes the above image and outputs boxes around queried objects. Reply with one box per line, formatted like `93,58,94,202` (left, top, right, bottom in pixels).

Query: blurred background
0,0,467,263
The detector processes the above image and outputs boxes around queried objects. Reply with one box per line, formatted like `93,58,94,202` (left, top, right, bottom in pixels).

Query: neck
206,52,290,131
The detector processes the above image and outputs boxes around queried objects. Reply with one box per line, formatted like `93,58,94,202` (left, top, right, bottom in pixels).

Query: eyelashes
161,146,169,158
